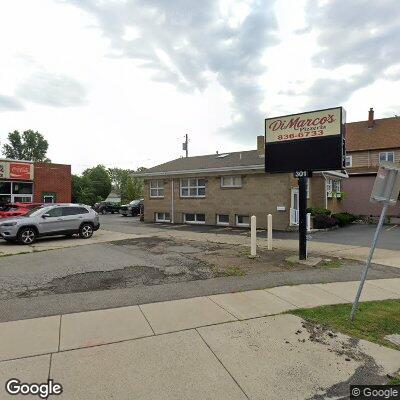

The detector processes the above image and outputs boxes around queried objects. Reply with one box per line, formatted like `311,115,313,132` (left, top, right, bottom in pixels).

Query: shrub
313,214,338,229
306,207,331,216
332,212,358,227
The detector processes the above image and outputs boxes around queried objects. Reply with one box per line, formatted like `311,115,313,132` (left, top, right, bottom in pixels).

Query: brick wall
33,162,72,203
143,172,329,230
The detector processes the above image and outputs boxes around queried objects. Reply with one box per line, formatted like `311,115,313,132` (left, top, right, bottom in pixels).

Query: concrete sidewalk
0,279,399,399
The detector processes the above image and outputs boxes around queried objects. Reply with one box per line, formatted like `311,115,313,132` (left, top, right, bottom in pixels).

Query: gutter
134,164,265,177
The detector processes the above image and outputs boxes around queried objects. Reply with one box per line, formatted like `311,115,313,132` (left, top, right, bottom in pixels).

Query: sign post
298,176,307,260
265,107,346,261
350,162,400,320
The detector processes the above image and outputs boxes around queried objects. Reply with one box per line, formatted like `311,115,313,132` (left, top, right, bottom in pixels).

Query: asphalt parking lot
100,213,400,251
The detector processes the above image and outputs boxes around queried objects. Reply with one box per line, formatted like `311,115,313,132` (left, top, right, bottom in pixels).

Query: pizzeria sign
265,107,346,173
266,107,342,143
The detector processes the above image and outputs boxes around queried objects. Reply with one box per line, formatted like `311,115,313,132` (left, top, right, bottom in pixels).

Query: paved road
1,214,399,321
100,214,400,250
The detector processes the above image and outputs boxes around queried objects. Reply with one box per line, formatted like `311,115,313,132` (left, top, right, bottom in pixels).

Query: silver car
0,204,100,245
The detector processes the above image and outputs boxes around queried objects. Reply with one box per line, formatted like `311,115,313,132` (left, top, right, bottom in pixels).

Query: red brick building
0,159,71,204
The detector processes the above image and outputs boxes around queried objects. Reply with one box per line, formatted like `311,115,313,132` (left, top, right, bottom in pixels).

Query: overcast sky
1,0,399,174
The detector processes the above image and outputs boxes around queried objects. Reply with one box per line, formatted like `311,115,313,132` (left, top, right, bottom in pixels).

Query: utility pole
182,134,189,158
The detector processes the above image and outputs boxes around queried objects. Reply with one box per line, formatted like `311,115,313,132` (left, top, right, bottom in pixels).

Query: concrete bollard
250,215,257,256
267,213,272,250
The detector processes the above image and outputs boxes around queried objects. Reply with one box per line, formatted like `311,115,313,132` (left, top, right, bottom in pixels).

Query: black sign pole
298,176,307,260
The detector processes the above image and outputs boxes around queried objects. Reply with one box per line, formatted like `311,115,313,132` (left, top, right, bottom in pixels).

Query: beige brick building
137,136,343,230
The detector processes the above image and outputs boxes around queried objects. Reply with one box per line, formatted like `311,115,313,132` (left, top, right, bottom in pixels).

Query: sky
0,0,399,174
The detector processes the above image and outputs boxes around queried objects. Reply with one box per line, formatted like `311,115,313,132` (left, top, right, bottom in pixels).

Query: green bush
313,214,338,229
332,212,358,227
306,207,331,216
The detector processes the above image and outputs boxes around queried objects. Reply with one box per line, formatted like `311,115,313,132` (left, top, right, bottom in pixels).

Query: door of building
290,188,299,225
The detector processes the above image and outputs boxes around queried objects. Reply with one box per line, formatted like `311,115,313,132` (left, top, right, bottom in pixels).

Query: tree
2,130,50,162
82,165,112,203
107,167,144,203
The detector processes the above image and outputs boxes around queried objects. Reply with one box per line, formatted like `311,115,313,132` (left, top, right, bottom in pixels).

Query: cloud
0,95,25,112
303,0,400,108
61,0,278,139
16,71,87,107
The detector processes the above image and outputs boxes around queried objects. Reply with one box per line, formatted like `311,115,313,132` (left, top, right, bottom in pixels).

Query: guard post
350,161,400,320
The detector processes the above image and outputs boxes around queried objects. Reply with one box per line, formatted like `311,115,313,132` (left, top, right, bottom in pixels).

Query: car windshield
24,206,44,217
130,200,140,205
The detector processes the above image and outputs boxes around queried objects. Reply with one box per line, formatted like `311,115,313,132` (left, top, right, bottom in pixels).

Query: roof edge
133,164,265,177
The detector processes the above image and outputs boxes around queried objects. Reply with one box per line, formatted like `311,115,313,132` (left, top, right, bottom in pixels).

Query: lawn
291,300,400,351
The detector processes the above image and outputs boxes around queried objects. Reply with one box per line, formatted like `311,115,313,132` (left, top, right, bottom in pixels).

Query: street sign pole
350,162,400,320
298,175,307,260
350,204,388,320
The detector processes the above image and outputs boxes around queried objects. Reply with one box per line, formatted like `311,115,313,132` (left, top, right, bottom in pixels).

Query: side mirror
42,213,51,219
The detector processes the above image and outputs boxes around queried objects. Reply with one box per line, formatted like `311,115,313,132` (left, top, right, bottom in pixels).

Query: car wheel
79,223,94,239
18,227,37,245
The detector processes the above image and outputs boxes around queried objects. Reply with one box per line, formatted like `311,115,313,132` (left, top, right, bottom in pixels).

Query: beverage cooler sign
0,161,34,180
265,107,346,173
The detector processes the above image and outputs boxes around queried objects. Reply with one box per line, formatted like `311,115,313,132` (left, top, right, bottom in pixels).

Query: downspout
171,179,174,223
322,172,328,209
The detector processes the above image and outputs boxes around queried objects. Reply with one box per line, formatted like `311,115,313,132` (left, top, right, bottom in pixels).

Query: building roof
346,117,400,151
137,150,264,177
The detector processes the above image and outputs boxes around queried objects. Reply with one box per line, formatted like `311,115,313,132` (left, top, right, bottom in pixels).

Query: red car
0,203,44,219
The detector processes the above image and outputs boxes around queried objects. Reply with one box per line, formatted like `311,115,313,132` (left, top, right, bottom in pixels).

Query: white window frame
220,176,242,188
155,212,170,222
334,180,341,198
150,180,164,198
216,214,229,226
43,195,55,203
326,179,333,198
345,155,352,167
379,151,394,164
235,214,250,227
183,213,206,224
180,178,206,198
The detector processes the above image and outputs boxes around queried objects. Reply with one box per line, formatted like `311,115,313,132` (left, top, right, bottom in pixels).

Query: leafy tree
2,130,50,162
107,167,144,203
82,165,112,203
72,175,95,205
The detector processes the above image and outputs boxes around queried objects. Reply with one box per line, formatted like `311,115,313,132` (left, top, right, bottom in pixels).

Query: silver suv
0,204,100,245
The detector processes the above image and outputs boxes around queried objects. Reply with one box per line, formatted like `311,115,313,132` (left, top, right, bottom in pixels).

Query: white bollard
250,215,257,256
307,212,311,232
267,213,272,250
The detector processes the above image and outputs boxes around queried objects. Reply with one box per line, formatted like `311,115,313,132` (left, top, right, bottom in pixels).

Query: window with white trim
379,151,394,164
184,213,205,224
326,179,333,198
236,215,249,227
150,180,164,198
334,180,341,198
345,155,352,167
220,176,242,188
217,214,229,225
155,212,170,222
180,178,206,198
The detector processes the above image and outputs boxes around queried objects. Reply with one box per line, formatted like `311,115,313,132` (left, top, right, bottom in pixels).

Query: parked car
0,202,44,219
119,199,143,216
0,204,100,245
93,201,120,215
